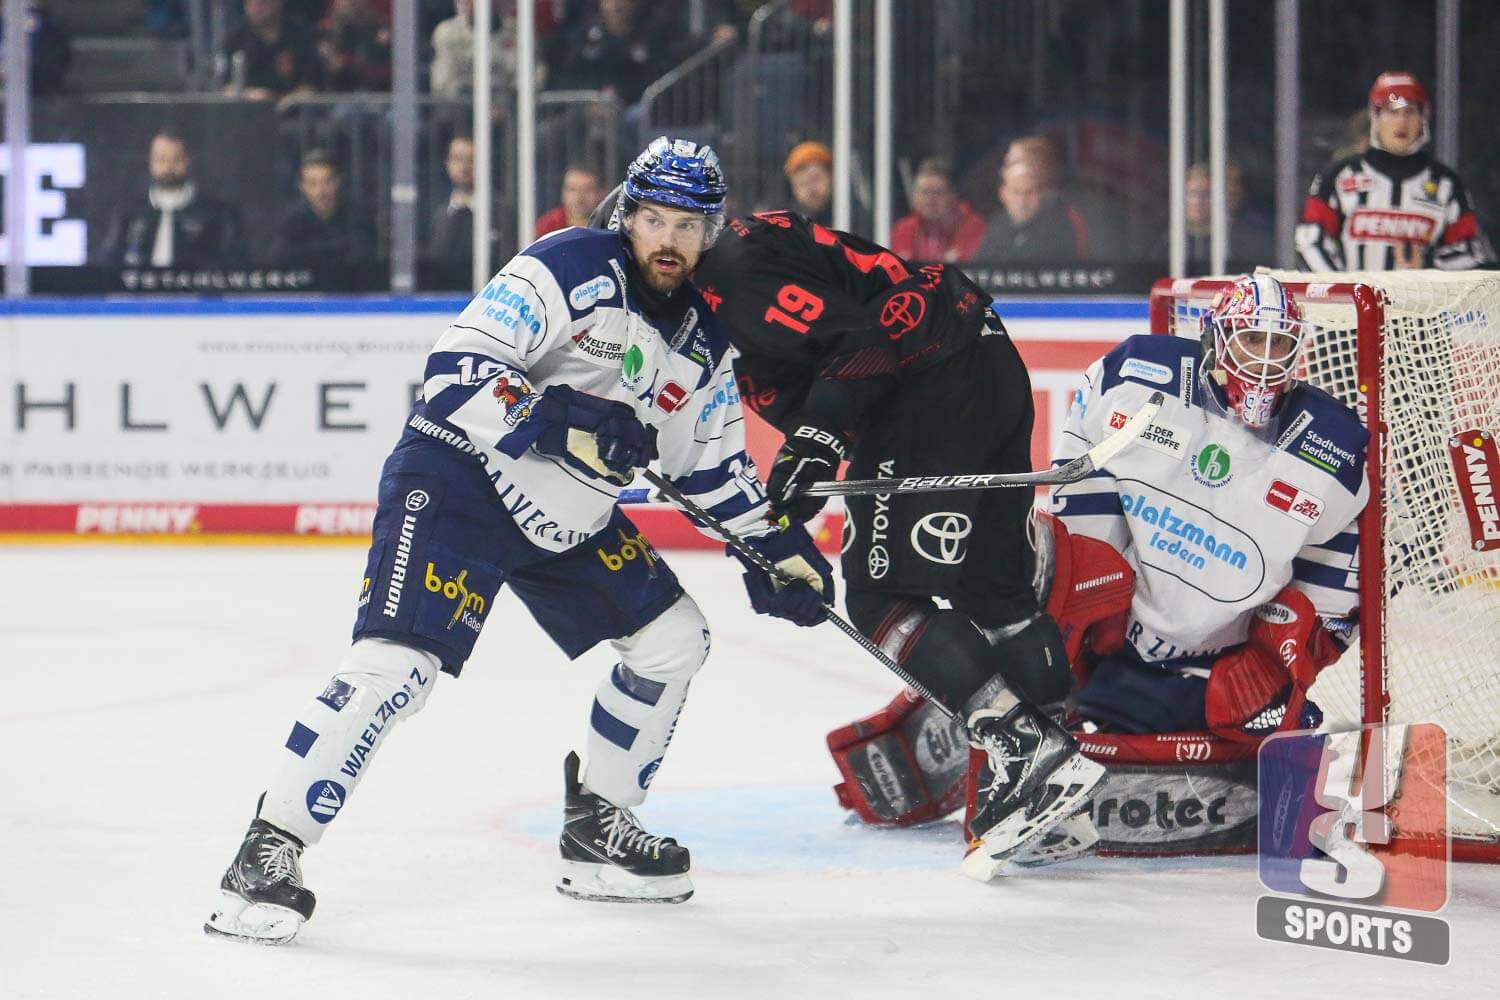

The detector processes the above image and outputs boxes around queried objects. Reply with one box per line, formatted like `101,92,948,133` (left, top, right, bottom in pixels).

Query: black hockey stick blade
797,391,1165,499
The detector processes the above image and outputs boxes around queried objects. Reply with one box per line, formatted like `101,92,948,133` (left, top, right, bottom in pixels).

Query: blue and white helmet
610,136,728,247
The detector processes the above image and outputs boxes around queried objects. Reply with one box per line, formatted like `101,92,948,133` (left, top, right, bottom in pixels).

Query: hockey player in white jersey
1051,273,1365,736
832,274,1366,870
205,137,834,943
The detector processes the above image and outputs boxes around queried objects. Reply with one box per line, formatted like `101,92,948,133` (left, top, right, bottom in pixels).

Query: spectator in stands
270,150,376,268
220,0,325,101
318,0,391,92
993,136,1092,257
0,1,71,95
889,158,985,264
974,156,1080,263
98,128,246,268
534,164,604,239
783,140,832,226
430,0,519,99
1148,161,1273,269
548,0,676,107
432,133,477,261
430,133,505,270
1176,161,1274,268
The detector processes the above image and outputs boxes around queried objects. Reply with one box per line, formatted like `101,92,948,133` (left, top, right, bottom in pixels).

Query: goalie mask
1198,274,1313,436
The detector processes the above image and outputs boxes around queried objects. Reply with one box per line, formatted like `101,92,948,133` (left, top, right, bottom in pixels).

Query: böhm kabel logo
1255,724,1450,964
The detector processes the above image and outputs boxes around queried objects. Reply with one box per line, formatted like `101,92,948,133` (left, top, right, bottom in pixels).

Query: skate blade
556,860,694,904
962,753,1106,883
203,890,304,945
985,812,1100,877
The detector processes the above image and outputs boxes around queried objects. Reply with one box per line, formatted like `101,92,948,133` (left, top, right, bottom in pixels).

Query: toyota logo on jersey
910,512,972,564
880,291,926,339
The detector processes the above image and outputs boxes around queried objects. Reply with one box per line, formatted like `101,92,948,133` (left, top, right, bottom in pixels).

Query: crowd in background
10,0,1498,287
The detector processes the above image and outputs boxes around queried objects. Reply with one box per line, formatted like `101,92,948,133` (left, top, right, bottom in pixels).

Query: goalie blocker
828,512,1342,857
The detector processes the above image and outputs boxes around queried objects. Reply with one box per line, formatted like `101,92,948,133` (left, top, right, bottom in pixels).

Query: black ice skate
557,751,693,904
962,703,1105,882
204,813,316,944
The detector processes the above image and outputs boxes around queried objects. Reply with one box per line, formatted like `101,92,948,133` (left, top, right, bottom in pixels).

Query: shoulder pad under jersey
1271,383,1369,494
520,227,628,321
1097,334,1201,402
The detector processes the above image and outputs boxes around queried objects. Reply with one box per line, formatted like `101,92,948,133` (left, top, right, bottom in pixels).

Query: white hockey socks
582,595,710,807
259,637,442,846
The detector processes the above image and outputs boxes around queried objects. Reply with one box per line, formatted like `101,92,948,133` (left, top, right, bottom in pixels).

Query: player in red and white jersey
1295,70,1492,271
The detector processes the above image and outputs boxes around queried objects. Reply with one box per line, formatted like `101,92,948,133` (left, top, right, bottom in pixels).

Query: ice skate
556,752,693,903
962,703,1105,882
204,815,316,945
986,809,1101,876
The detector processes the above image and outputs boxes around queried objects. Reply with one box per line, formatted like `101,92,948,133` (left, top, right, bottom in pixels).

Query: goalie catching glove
730,524,834,627
499,383,658,485
1204,586,1345,741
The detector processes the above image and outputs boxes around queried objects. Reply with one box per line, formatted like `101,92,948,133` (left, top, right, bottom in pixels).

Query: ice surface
3,545,1497,1000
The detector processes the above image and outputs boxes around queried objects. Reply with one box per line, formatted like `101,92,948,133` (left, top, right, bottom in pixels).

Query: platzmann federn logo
1256,724,1450,965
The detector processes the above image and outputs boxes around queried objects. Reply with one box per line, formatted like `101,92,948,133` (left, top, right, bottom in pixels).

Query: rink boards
0,298,1145,544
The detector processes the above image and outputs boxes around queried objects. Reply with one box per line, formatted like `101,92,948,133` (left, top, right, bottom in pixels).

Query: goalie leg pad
827,688,969,825
582,594,709,807
259,637,442,846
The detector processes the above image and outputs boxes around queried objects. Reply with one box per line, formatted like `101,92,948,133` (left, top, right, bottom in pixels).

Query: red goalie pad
963,732,1262,858
1204,586,1344,741
1034,511,1135,678
827,688,969,826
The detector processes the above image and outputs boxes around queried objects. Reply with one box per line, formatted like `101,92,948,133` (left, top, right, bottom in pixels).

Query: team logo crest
1192,444,1234,488
493,374,538,425
621,344,647,388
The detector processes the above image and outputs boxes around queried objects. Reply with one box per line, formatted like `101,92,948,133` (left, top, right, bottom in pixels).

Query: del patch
1264,479,1325,526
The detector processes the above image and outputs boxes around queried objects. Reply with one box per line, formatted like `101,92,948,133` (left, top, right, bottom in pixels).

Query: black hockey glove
730,524,834,628
766,422,847,523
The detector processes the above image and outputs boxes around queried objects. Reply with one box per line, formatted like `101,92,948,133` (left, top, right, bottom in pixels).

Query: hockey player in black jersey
589,195,1105,874
1296,70,1492,271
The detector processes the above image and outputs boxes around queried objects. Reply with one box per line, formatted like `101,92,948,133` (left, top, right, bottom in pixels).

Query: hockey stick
639,468,960,720
795,390,1166,499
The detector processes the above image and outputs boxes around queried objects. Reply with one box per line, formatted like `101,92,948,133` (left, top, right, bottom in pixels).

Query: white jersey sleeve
421,251,575,453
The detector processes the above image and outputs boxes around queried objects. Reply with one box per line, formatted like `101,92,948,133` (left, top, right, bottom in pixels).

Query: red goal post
1148,271,1500,862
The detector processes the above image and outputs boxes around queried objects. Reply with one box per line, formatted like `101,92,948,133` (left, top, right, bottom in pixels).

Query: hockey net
1149,270,1500,861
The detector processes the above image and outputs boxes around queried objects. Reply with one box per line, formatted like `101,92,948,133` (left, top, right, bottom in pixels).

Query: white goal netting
1155,270,1500,850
